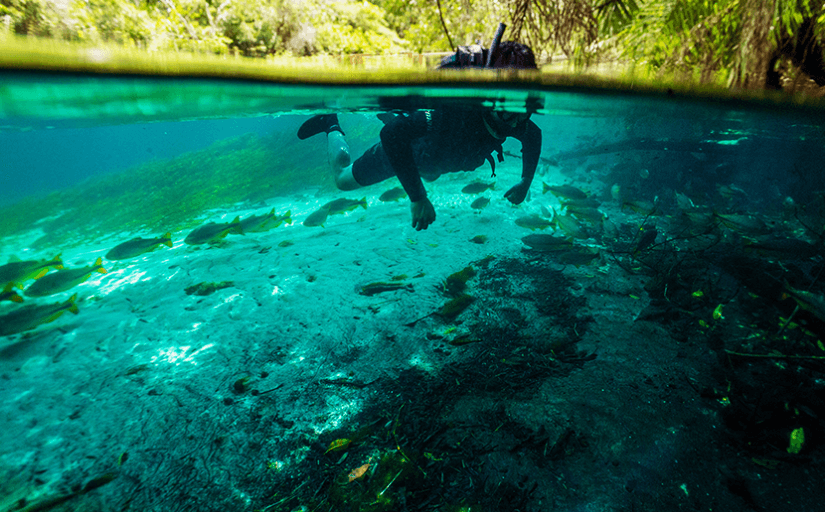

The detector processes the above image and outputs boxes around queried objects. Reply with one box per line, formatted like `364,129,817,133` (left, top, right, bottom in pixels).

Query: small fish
471,197,491,210
379,187,407,202
560,197,600,210
744,237,820,259
717,183,748,201
610,184,622,202
358,282,414,296
713,212,768,235
713,212,768,234
106,233,172,260
556,246,600,267
550,208,586,239
621,199,658,216
25,258,108,297
303,208,330,227
469,235,487,244
674,191,695,210
515,213,552,231
1,282,23,303
540,205,553,218
324,197,367,215
185,217,244,245
461,181,495,194
0,254,63,284
239,209,292,233
681,209,714,227
782,281,825,322
543,183,588,200
0,294,79,337
567,206,605,225
521,234,573,252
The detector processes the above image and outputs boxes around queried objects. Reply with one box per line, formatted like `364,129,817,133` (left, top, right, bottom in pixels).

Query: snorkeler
297,39,542,231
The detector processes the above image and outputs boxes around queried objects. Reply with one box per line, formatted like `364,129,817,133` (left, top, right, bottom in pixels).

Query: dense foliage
0,0,405,56
2,0,825,89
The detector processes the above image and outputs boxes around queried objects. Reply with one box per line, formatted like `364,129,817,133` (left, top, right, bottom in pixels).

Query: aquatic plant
326,449,413,512
185,281,234,296
438,293,475,320
442,265,477,297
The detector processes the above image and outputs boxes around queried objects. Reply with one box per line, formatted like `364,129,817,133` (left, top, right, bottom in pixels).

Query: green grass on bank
4,31,825,109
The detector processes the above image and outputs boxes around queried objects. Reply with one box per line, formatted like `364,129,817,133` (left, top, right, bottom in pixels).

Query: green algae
184,281,234,296
443,265,477,297
445,334,480,346
359,282,414,296
438,293,475,319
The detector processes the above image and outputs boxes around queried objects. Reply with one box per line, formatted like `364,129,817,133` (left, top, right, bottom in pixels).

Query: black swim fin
297,114,345,140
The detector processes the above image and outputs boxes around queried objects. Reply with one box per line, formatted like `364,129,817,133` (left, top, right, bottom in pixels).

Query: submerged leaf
325,438,351,454
347,462,370,482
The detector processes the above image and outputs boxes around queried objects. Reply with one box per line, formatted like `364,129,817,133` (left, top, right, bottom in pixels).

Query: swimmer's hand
504,179,530,205
411,198,436,231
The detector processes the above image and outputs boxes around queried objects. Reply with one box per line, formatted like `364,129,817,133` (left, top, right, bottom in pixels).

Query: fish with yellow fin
515,213,552,231
25,258,107,297
239,209,292,233
1,282,23,303
0,294,79,337
543,182,588,200
185,217,244,245
0,254,63,284
323,197,367,215
106,233,173,260
550,208,586,239
303,208,330,228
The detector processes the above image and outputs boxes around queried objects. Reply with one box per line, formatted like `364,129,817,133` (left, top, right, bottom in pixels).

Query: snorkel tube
485,22,506,68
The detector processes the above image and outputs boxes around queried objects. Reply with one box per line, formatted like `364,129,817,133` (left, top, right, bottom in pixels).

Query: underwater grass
0,128,334,251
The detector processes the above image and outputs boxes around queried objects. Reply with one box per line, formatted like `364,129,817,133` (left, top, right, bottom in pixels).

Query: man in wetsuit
297,41,542,231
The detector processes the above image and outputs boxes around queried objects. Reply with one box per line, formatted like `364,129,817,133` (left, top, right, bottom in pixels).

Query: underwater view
2,71,825,512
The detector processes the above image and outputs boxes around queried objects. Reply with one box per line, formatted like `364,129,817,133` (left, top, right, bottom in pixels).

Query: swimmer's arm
380,111,432,202
517,120,542,186
504,120,542,205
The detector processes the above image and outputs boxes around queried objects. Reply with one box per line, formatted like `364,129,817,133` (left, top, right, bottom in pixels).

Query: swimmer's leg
297,114,359,190
327,131,360,190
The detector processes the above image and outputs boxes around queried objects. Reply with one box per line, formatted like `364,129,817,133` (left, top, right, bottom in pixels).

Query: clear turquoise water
1,72,824,511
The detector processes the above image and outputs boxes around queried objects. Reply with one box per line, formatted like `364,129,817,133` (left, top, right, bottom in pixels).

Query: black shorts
352,142,444,186
351,142,395,187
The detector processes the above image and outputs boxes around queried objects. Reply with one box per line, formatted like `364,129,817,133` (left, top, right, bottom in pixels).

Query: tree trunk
733,0,776,89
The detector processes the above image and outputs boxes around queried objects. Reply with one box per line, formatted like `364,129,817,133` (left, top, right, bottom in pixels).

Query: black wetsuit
351,107,542,203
